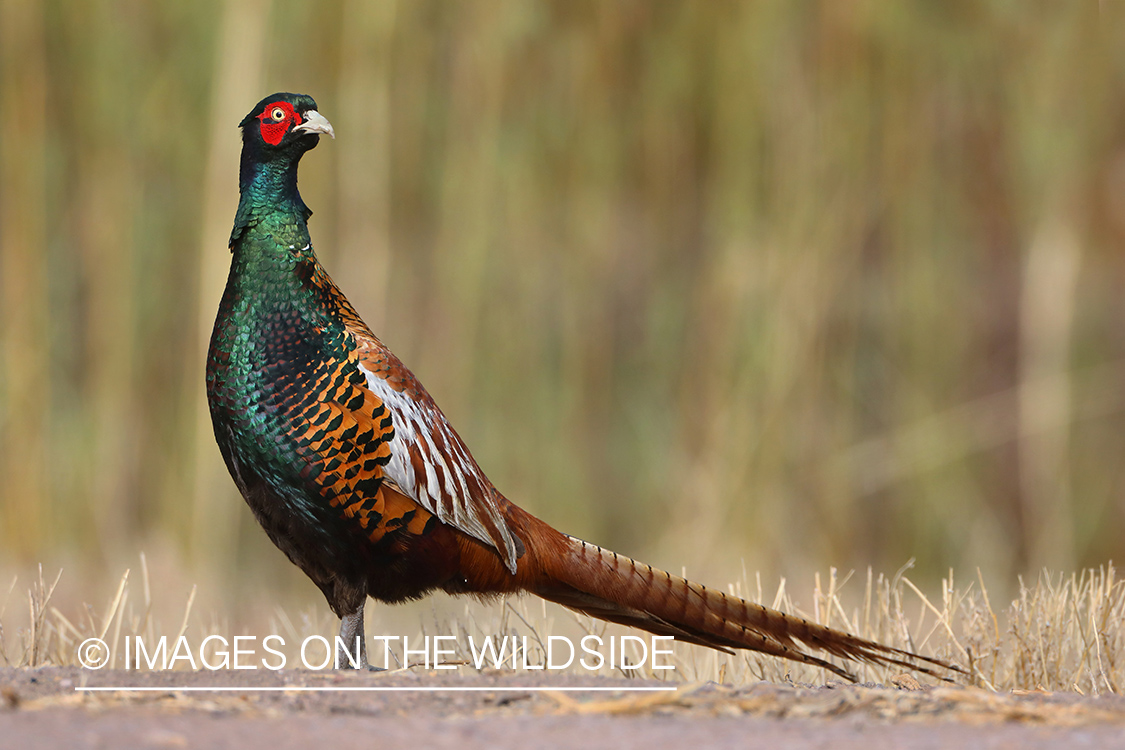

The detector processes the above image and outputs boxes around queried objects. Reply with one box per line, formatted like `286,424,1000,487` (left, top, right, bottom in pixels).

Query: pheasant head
241,92,334,155
231,93,334,248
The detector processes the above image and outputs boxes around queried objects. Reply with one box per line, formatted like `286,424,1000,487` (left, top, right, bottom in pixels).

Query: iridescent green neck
229,156,313,250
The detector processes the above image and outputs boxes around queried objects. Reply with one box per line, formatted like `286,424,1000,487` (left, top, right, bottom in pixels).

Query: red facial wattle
257,101,302,146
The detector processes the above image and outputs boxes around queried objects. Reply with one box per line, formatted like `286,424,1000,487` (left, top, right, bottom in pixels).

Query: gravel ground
2,667,1124,749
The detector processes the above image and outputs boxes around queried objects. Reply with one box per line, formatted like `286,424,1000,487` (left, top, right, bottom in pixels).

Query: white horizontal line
76,685,678,693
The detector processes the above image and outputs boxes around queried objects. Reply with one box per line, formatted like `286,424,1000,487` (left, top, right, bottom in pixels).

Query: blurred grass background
1,0,1124,617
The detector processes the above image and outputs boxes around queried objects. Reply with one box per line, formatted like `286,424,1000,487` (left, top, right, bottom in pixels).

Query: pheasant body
207,93,960,682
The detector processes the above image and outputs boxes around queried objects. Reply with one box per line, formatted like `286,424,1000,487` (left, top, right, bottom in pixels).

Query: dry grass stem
5,556,1124,694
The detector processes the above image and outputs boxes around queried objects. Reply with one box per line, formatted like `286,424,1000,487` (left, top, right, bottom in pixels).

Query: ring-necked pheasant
206,92,959,682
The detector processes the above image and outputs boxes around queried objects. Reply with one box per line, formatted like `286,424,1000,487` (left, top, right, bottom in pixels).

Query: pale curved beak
294,109,335,139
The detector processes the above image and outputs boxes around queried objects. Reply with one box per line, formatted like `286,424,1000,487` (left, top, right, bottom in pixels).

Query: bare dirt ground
2,667,1125,749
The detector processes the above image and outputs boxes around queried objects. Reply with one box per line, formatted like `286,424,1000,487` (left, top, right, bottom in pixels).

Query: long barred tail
531,533,961,683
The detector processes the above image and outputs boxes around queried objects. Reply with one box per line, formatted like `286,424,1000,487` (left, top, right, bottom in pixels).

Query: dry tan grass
3,556,1123,695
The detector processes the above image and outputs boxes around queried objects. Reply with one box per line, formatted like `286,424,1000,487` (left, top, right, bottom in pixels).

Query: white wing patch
358,363,519,573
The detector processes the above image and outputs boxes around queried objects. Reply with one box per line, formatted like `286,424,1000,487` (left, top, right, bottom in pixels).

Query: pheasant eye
270,107,287,121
